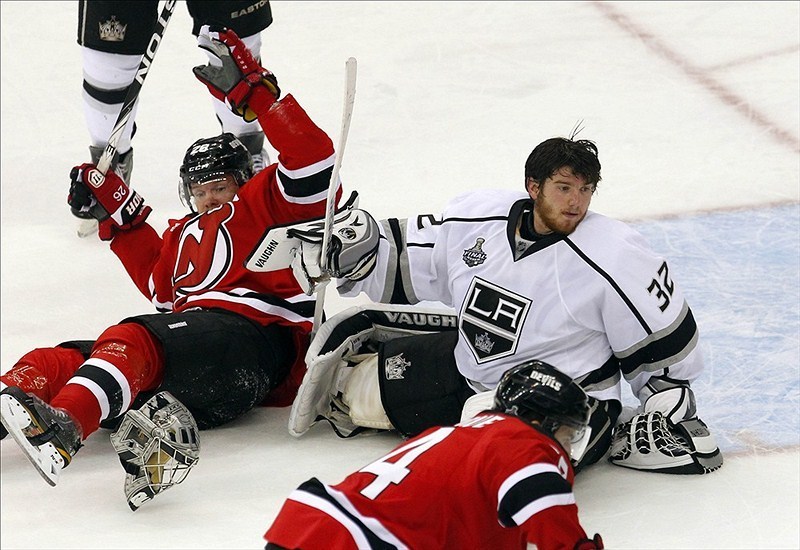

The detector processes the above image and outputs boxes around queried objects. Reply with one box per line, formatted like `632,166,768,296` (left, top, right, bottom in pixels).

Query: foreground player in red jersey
0,26,343,507
264,360,604,550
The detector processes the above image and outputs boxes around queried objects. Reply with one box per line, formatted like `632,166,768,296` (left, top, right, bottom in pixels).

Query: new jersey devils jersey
339,189,703,403
264,412,591,549
107,94,340,402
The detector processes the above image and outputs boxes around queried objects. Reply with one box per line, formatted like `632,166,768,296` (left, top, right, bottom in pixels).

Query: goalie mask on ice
110,391,200,511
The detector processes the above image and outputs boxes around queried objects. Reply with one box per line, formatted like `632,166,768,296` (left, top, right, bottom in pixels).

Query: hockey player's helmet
179,133,254,211
494,360,592,460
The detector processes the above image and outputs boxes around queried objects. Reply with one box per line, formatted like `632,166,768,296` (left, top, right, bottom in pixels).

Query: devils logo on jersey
173,203,235,300
459,277,531,363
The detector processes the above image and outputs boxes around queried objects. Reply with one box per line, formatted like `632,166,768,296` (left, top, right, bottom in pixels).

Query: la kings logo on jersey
459,277,531,363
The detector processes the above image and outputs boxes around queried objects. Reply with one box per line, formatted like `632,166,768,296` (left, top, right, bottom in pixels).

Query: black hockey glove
575,534,604,549
68,164,151,241
193,25,280,122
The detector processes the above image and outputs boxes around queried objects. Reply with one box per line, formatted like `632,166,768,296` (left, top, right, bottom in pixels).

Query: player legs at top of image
74,1,274,236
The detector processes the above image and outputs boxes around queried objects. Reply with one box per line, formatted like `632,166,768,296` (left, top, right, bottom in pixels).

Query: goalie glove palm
193,25,280,122
609,411,722,474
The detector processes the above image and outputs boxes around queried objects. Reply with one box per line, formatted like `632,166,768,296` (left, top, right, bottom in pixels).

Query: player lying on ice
266,133,723,476
0,25,343,510
264,360,604,550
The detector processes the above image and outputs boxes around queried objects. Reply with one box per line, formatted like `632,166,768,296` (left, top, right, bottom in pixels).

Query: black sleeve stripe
564,238,652,334
498,471,573,527
617,304,700,378
277,165,333,199
575,355,621,393
386,218,413,304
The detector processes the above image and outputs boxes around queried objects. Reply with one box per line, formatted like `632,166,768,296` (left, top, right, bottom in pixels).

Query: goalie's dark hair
493,360,590,436
524,136,602,187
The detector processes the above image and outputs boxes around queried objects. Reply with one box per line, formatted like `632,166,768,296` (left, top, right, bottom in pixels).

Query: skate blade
0,394,64,486
76,218,98,238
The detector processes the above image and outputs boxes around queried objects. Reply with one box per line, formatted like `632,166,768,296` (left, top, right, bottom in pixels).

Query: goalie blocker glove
68,163,151,241
289,207,381,295
193,25,280,123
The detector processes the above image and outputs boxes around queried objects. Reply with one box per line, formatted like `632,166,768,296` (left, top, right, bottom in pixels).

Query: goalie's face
190,173,240,214
527,167,595,235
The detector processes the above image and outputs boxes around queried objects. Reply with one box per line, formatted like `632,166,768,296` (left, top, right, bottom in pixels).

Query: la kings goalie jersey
339,189,703,403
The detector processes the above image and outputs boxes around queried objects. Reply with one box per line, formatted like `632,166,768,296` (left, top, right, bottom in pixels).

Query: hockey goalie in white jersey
271,135,722,475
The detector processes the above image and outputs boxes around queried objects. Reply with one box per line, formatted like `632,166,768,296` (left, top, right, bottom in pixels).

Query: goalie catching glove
609,379,722,474
289,206,381,295
68,163,151,241
193,25,280,122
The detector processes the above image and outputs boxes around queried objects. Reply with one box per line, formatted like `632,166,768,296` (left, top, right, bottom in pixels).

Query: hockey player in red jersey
264,360,604,550
0,26,342,505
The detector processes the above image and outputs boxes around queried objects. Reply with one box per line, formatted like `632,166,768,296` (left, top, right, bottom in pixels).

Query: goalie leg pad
342,354,392,430
378,330,472,438
288,304,458,437
110,391,200,511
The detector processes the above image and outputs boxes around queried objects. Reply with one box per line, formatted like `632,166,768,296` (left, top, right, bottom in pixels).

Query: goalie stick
77,0,177,238
312,57,358,337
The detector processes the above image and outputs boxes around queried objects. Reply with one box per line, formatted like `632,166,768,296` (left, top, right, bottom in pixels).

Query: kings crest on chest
458,277,531,363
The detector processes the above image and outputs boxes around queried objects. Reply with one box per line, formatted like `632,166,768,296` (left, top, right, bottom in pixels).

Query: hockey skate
238,132,270,173
0,386,82,486
75,146,134,238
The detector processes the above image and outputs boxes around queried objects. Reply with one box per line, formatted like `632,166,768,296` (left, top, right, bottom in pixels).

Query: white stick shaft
312,57,358,337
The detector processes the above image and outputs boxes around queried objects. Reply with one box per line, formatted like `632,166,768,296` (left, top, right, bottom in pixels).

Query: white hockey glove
289,207,380,295
609,380,722,474
110,392,200,511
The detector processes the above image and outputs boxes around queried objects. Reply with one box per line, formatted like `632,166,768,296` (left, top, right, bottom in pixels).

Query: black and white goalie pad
110,392,200,511
288,304,457,437
609,382,721,475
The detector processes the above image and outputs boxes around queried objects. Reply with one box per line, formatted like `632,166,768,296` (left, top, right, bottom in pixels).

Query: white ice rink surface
2,2,799,548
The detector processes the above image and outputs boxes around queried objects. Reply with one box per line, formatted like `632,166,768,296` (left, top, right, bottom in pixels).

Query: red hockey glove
574,534,604,550
68,164,151,241
193,25,280,122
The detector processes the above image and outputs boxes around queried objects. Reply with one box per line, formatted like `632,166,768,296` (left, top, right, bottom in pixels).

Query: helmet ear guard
110,391,200,511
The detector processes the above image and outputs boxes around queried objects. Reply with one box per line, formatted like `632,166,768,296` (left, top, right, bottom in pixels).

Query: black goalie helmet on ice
494,360,592,461
179,132,254,211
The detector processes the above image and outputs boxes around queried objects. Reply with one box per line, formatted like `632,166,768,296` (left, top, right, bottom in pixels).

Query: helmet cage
110,391,200,510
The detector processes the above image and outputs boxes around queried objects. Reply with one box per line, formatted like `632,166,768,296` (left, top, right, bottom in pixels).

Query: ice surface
2,2,798,548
